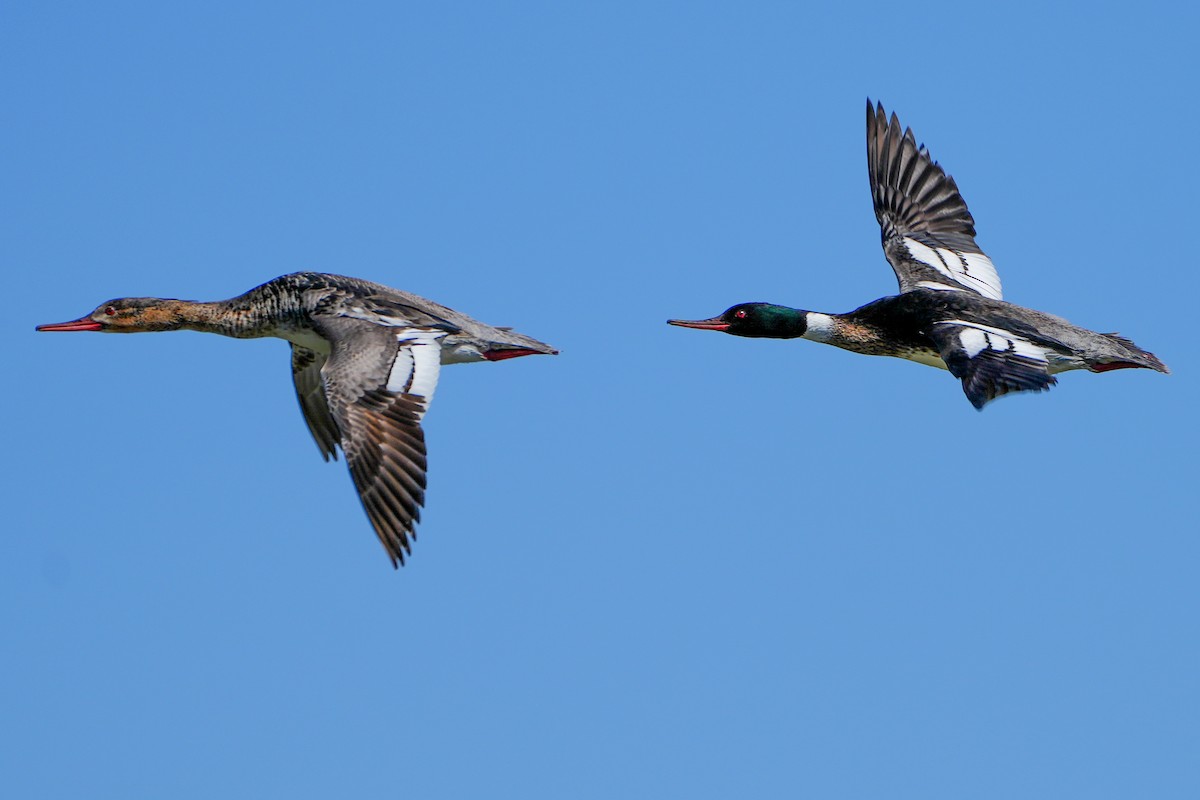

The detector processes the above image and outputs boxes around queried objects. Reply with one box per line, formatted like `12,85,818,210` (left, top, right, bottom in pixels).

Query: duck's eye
105,306,117,316
734,309,747,319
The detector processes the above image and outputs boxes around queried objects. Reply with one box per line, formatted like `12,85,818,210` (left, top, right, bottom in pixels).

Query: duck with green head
669,100,1167,409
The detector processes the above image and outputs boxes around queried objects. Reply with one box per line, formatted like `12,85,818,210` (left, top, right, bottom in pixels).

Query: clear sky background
4,2,1197,797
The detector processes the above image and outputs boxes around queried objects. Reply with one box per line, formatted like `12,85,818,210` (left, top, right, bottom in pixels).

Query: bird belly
1045,350,1087,374
899,348,949,371
280,326,331,353
439,339,487,364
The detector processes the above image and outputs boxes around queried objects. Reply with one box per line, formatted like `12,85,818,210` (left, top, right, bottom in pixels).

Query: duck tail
1092,333,1169,374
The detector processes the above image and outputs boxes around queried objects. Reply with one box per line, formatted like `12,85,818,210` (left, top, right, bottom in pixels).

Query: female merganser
37,272,557,567
669,100,1168,409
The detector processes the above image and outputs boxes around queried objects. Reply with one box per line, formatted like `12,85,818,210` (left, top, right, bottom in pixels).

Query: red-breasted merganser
668,100,1168,409
37,272,558,567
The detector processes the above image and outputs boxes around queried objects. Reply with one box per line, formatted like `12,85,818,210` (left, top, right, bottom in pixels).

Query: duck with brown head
38,297,201,333
38,272,558,567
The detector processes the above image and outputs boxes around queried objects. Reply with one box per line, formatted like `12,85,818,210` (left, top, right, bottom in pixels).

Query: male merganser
669,100,1168,409
37,272,557,567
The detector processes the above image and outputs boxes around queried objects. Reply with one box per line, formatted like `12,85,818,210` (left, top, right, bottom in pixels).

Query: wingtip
387,540,410,569
867,98,886,127
962,384,989,410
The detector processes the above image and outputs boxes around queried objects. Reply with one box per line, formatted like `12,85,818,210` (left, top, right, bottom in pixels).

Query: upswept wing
867,100,1003,300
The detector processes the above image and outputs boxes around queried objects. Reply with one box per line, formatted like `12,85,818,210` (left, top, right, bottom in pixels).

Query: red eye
105,306,117,316
734,309,747,319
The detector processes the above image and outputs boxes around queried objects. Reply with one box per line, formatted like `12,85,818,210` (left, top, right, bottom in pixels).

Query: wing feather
290,345,340,461
313,316,445,567
929,319,1056,409
868,100,1003,300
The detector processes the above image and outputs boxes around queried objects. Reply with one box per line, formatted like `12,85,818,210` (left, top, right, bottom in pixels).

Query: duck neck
800,312,836,343
166,299,276,338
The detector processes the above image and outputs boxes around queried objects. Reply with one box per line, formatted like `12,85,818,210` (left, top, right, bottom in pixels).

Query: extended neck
160,299,279,338
800,312,836,343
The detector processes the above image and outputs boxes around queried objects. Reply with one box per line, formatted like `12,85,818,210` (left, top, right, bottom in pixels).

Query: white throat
802,312,836,343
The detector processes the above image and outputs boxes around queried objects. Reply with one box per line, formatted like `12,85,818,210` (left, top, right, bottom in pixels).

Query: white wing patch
936,320,1046,363
405,339,441,399
903,237,1003,300
957,328,990,358
386,331,445,415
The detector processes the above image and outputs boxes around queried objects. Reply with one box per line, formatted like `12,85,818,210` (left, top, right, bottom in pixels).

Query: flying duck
668,100,1168,409
37,272,558,567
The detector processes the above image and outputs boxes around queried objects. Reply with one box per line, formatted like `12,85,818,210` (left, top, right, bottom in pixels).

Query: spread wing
928,319,1055,409
290,345,340,461
313,316,445,567
867,100,1003,300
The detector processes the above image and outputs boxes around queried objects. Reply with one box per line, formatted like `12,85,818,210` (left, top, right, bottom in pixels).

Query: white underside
440,340,488,364
904,350,949,370
281,327,332,353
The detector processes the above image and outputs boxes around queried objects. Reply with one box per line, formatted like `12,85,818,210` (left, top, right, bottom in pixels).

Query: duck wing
335,290,464,333
867,100,1003,300
927,319,1055,409
290,345,340,461
308,275,558,357
313,315,445,567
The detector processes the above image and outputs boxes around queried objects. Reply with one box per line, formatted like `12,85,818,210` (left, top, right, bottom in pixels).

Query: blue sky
4,2,1198,797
